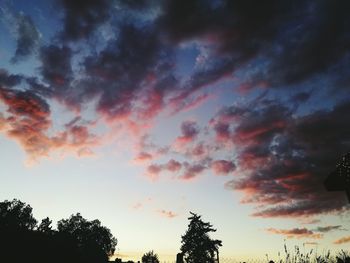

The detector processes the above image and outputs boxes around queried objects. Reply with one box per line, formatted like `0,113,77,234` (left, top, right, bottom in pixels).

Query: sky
0,0,350,261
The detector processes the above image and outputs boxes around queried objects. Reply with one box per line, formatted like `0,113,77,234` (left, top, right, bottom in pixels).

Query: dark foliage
142,250,160,263
0,199,117,263
57,213,117,263
180,212,222,263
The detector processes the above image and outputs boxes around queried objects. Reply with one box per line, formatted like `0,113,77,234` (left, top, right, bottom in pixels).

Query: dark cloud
219,99,350,218
313,225,344,233
116,0,158,11
265,0,350,86
39,45,73,89
58,0,111,41
81,23,174,120
159,0,350,98
175,120,200,145
290,91,312,105
11,13,40,63
266,227,322,239
158,0,293,99
0,70,23,87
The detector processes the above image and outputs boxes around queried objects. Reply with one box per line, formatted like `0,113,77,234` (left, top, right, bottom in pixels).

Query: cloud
11,13,40,63
133,152,153,163
132,202,143,210
145,159,209,181
222,99,350,218
0,7,40,63
80,23,174,121
313,225,345,233
145,159,182,180
157,0,350,100
165,159,182,172
266,228,323,239
211,160,236,175
0,71,98,160
179,162,207,181
58,0,112,41
0,87,52,158
334,236,350,245
264,1,350,87
40,45,73,85
157,209,178,218
175,120,200,146
146,164,162,181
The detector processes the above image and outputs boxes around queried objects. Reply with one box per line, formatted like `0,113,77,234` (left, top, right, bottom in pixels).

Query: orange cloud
334,236,350,245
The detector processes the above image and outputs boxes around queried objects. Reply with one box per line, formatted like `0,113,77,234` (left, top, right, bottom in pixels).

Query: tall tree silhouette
57,213,117,263
142,250,160,263
180,212,222,263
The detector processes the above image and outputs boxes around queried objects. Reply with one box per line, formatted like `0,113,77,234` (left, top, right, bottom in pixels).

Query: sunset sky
1,0,350,261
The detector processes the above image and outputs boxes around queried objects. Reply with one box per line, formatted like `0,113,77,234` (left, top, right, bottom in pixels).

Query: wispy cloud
157,209,178,218
266,228,323,239
334,236,350,245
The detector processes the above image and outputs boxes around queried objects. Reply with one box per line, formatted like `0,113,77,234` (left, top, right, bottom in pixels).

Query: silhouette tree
37,217,53,234
0,199,120,263
0,199,83,263
57,213,117,263
0,199,37,230
180,212,222,263
142,250,160,263
325,152,350,202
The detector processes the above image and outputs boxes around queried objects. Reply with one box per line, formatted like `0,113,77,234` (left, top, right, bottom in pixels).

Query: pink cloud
211,160,236,175
158,209,178,218
133,151,153,163
145,164,162,181
174,120,200,149
179,163,206,181
165,159,182,172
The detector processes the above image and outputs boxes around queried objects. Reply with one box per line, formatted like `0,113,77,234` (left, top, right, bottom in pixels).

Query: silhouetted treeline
0,199,117,263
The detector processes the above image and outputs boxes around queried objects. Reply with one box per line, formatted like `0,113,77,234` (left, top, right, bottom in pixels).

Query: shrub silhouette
142,250,160,263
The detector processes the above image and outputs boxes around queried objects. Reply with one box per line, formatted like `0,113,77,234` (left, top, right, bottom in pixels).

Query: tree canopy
0,199,37,230
0,199,117,263
57,213,117,262
180,212,222,263
142,250,160,263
